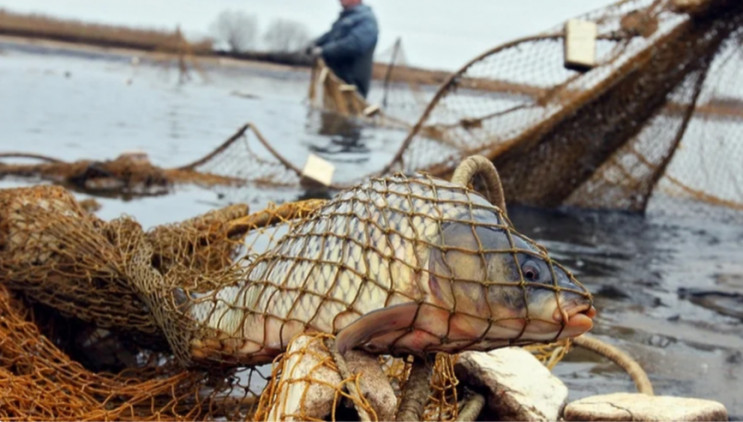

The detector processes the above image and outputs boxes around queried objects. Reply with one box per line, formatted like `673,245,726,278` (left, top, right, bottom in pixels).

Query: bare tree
209,10,258,53
263,18,310,52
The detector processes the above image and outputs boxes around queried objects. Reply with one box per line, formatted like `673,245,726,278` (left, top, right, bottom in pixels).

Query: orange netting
0,156,593,420
0,282,269,421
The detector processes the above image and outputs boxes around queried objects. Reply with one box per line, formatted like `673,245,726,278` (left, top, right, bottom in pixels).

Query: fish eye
521,259,541,282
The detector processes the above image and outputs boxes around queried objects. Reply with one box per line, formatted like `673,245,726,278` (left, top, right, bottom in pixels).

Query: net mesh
385,0,743,214
0,159,591,420
307,57,420,131
253,334,377,422
308,59,373,118
372,38,436,122
0,282,270,421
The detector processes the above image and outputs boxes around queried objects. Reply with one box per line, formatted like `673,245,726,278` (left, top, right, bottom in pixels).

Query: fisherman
308,0,379,98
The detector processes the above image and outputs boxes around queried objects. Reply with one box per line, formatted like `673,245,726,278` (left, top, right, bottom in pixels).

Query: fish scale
188,173,593,363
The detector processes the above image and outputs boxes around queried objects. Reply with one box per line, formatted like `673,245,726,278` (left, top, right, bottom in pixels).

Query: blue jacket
315,4,378,97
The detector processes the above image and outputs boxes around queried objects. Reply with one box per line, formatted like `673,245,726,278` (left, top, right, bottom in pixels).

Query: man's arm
314,30,333,47
320,15,377,60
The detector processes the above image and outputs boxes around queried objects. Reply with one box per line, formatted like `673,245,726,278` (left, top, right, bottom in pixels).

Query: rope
450,155,507,215
573,334,654,395
0,152,65,163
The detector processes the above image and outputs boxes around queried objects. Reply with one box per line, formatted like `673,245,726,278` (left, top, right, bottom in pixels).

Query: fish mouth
553,302,596,338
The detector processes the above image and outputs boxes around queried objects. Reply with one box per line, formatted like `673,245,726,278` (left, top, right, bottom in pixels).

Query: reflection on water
310,111,368,156
1,41,742,418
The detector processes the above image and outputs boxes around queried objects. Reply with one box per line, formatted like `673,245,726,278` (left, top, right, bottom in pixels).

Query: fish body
188,174,594,364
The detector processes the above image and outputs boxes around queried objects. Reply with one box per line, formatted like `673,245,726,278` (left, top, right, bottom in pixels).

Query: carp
187,174,594,364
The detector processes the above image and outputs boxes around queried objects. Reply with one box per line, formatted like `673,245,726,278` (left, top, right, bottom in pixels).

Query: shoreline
3,15,741,119
0,6,453,87
0,34,313,76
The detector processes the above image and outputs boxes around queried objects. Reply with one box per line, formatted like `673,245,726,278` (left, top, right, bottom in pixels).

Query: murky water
512,206,743,417
1,41,742,418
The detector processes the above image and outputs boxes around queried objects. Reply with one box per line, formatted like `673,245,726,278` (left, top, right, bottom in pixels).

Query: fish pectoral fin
335,303,420,354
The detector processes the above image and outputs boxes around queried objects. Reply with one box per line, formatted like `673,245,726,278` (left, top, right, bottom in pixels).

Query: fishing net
1,184,158,337
306,57,424,133
0,157,592,420
177,0,743,215
384,0,743,214
306,37,438,126
5,0,741,214
308,59,376,118
372,38,437,122
0,124,293,197
0,184,281,420
0,283,269,421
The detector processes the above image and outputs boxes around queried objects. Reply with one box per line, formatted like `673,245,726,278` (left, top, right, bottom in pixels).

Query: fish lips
553,300,597,339
517,290,596,340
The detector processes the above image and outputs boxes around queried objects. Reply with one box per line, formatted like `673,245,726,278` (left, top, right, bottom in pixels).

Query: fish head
424,218,595,349
335,214,595,355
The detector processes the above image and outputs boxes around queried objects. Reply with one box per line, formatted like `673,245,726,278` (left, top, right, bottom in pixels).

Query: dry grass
0,9,212,53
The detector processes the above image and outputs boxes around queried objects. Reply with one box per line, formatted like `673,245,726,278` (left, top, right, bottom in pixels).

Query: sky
0,0,616,70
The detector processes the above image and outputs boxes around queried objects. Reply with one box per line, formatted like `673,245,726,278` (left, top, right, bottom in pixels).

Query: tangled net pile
0,154,595,420
0,185,269,420
0,125,272,197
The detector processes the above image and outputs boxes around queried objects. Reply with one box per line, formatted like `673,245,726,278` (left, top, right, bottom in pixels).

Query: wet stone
648,333,673,348
455,347,568,421
564,392,728,421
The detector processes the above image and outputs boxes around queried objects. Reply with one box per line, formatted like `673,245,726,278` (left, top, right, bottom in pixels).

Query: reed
0,9,212,53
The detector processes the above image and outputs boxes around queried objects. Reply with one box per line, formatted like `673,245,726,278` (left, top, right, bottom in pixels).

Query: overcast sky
0,0,615,69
